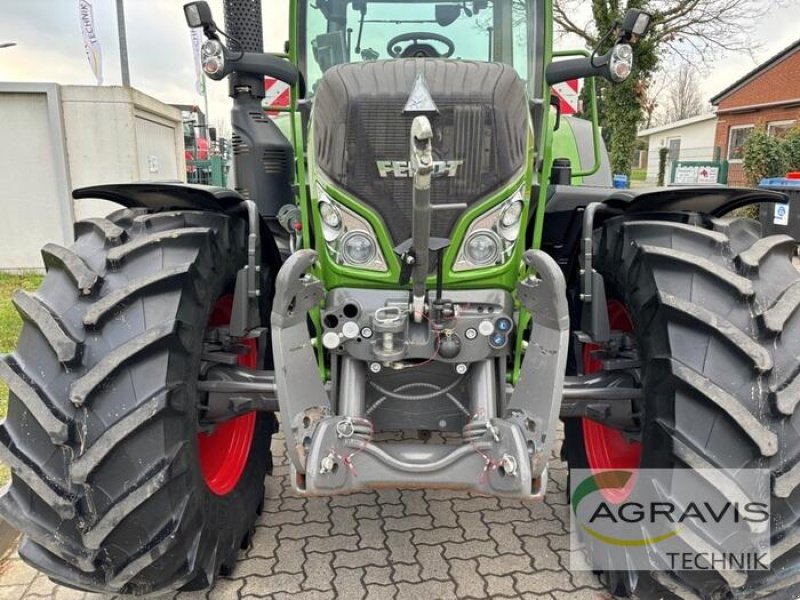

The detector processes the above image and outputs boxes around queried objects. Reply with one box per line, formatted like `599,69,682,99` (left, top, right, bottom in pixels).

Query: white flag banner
78,0,103,85
190,28,206,95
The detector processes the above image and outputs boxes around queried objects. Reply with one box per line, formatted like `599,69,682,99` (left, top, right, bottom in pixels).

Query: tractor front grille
313,59,529,244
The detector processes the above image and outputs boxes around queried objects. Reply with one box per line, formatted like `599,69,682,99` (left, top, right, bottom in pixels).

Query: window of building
728,125,754,162
667,137,682,161
768,120,797,138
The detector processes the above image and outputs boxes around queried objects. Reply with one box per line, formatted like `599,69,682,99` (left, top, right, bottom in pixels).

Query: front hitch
270,250,331,474
271,246,572,499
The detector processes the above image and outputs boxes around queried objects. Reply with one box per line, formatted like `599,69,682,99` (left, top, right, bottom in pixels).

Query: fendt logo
376,160,463,178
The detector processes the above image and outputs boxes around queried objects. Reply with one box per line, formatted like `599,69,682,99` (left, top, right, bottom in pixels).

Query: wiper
355,6,366,54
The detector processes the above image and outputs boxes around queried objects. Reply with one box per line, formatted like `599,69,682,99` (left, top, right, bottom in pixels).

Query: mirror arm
222,52,299,86
545,51,611,86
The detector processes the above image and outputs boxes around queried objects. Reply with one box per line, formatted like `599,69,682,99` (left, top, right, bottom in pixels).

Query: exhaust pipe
221,0,295,219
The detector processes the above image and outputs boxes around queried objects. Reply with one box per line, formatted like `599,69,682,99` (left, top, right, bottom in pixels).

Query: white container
0,83,186,271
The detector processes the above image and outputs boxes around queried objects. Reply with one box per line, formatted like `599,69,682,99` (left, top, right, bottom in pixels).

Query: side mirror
209,127,217,143
435,5,461,27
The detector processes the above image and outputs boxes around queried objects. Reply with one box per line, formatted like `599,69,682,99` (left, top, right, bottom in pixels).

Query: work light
183,2,215,31
620,9,651,40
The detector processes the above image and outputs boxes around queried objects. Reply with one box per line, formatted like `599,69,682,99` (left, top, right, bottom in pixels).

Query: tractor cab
300,0,539,96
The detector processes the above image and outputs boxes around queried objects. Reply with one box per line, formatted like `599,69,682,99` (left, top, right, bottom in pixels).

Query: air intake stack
222,0,295,221
223,0,264,53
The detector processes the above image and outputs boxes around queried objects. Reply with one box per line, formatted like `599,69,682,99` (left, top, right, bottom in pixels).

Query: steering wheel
387,32,456,58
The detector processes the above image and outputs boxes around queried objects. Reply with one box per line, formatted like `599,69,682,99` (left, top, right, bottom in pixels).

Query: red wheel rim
582,300,642,503
197,295,257,496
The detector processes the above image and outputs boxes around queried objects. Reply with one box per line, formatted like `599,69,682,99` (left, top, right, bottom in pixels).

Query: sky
0,0,798,132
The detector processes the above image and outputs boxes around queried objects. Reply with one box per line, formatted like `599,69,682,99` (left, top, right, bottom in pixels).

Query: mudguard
74,182,285,335
541,185,790,278
73,182,245,212
605,186,789,217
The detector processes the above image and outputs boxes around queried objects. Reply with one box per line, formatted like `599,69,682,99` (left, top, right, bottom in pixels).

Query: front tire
0,209,273,594
564,215,800,599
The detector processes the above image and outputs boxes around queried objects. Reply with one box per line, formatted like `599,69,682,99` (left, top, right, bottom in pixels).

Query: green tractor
2,0,799,597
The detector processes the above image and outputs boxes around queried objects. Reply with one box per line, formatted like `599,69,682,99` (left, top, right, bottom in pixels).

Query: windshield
301,0,534,96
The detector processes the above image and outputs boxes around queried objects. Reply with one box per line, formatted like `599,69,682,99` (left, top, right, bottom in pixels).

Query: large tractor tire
0,208,274,594
564,215,800,600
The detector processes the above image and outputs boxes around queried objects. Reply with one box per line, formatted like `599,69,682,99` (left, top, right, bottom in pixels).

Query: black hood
313,59,529,244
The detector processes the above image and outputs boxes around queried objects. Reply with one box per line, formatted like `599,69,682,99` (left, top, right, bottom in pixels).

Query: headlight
319,201,341,228
342,231,376,265
501,200,523,228
609,43,633,83
465,231,500,266
453,185,526,272
316,185,388,272
318,197,343,242
499,198,523,241
201,40,225,77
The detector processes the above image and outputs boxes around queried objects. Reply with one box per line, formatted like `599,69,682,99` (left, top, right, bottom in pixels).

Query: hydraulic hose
368,376,465,402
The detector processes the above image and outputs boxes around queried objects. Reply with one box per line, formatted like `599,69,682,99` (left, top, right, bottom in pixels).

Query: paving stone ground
0,425,614,600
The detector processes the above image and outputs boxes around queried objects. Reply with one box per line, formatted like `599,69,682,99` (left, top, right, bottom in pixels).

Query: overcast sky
0,0,798,132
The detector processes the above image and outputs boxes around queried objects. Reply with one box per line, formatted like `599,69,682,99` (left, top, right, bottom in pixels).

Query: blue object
495,317,513,333
760,177,800,188
613,174,629,189
489,333,507,348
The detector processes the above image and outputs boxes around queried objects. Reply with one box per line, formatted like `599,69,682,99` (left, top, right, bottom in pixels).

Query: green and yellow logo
571,471,679,547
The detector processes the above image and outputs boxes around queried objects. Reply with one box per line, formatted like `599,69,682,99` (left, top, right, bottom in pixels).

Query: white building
0,84,186,271
638,113,718,184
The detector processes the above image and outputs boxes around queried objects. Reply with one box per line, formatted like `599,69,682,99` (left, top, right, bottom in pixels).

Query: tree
553,0,789,176
663,65,704,123
783,126,800,172
640,75,668,129
743,126,787,186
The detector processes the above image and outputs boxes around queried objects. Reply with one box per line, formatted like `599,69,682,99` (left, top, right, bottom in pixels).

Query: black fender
603,186,789,217
73,181,287,260
73,182,285,315
73,182,246,212
539,184,790,279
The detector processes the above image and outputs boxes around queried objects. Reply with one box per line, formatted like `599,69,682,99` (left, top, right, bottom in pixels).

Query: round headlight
201,40,224,57
319,201,342,229
465,231,500,266
203,56,224,76
342,231,376,265
501,200,523,228
609,44,633,83
201,40,225,77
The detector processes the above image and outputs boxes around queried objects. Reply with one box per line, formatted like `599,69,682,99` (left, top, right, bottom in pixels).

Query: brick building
711,39,800,186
